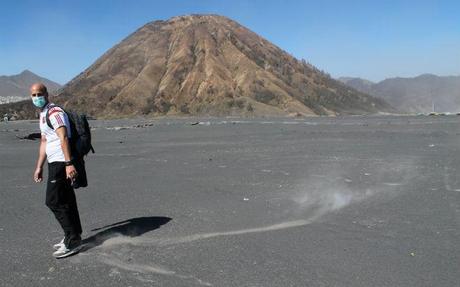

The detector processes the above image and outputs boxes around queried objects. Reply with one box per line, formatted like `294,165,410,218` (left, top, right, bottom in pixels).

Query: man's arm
33,135,47,183
55,126,77,180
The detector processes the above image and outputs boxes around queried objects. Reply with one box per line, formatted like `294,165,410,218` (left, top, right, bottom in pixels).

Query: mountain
338,77,374,95
339,75,460,113
1,15,392,119
0,70,61,104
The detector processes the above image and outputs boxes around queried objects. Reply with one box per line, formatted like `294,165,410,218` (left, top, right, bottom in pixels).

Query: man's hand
34,167,43,183
34,134,46,183
66,165,78,181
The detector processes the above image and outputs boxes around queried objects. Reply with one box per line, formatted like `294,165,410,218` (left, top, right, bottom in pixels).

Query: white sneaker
53,238,65,250
52,244,82,259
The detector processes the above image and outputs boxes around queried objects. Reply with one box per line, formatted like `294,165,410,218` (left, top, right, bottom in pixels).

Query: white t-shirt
39,103,72,163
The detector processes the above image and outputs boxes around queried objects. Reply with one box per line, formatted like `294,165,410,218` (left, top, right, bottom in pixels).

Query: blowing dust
97,160,417,253
290,159,418,220
87,159,418,285
98,253,213,286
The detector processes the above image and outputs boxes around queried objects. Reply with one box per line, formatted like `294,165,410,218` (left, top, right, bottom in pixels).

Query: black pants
46,162,82,248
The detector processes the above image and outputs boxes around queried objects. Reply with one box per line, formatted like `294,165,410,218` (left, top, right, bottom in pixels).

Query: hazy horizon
2,69,458,87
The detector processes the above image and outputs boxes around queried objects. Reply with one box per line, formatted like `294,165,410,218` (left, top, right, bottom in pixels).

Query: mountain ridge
0,70,61,104
2,15,393,119
339,74,460,113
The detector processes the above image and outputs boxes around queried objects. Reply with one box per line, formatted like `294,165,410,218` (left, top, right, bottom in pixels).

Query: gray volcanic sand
1,116,459,286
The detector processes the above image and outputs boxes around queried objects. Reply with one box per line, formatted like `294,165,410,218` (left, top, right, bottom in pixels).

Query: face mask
32,96,47,108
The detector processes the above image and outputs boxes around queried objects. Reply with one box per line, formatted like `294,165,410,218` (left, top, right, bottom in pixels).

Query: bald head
30,83,48,96
30,83,49,108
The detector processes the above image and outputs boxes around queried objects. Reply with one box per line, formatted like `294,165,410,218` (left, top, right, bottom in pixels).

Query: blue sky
1,0,459,84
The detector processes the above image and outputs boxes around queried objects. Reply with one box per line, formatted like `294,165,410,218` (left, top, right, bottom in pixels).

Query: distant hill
2,15,393,119
339,75,460,113
0,70,61,104
337,77,374,95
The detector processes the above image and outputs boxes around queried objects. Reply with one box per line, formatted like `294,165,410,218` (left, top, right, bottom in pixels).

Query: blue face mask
32,96,47,108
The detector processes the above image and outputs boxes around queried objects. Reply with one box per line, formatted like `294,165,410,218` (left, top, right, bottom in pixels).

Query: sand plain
1,116,459,286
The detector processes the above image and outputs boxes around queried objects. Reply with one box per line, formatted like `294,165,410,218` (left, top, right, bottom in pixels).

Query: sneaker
53,238,65,250
52,243,82,259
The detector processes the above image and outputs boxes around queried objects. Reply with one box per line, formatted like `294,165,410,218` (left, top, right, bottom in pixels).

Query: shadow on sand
81,216,172,252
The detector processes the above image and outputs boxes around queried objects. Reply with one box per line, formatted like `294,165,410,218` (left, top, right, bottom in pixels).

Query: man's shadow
81,216,171,252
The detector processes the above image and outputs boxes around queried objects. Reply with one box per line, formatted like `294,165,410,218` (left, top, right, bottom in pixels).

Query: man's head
30,83,49,108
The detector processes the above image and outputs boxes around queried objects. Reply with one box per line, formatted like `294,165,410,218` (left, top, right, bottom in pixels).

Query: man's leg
45,162,82,249
67,187,83,236
70,158,84,235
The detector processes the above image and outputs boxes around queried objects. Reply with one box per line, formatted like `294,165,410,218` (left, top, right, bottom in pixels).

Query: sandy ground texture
1,116,459,287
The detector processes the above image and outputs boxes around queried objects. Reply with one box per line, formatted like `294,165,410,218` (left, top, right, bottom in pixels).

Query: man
31,83,83,258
